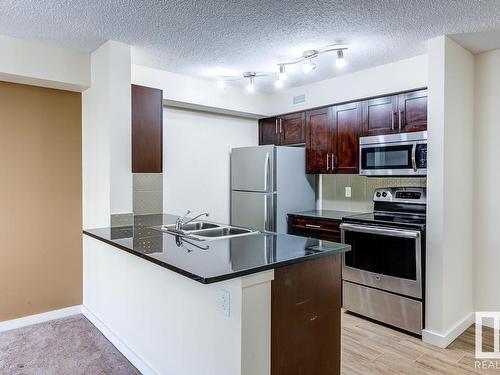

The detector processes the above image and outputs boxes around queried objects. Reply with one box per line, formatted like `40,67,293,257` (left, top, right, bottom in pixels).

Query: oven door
341,223,422,299
359,141,427,176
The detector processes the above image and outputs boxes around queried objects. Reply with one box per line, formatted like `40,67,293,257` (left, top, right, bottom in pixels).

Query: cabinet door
362,95,398,136
332,102,362,174
132,84,163,173
279,112,305,145
259,117,279,145
305,107,333,174
399,89,427,132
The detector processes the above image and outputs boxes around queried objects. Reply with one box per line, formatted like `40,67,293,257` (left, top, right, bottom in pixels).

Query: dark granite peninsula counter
83,214,350,284
83,214,348,375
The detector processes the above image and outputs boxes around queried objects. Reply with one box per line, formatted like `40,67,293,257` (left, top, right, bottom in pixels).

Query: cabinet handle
326,154,330,171
305,224,321,229
275,119,278,134
280,118,282,133
392,112,395,130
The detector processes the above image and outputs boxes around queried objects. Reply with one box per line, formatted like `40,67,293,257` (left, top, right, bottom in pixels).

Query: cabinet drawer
288,215,341,242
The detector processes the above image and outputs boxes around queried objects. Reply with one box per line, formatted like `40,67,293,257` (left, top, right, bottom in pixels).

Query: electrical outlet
219,289,230,317
345,186,352,198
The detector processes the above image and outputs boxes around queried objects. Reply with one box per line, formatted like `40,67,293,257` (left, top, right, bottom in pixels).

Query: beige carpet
0,314,140,375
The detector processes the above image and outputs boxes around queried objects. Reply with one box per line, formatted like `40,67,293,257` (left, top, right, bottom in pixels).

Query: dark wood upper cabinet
332,102,362,174
259,112,305,146
261,88,426,175
279,112,305,145
259,117,279,145
399,89,428,132
362,95,398,136
132,84,163,173
306,104,361,174
363,89,427,136
306,107,332,174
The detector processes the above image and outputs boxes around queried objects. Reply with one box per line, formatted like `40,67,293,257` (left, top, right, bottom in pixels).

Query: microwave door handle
411,143,417,172
340,223,420,239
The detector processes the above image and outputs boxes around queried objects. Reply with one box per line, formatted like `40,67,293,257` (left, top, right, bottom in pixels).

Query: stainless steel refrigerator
230,145,316,233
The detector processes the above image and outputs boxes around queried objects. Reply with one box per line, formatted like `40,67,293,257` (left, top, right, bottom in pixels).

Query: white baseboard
0,305,82,333
82,306,157,375
422,312,475,348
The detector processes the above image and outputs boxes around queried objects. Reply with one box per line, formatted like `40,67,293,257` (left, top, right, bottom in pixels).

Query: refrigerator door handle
264,195,268,231
264,152,271,192
265,194,274,232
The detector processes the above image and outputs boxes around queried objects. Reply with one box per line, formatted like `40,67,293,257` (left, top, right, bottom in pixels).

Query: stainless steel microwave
359,131,427,176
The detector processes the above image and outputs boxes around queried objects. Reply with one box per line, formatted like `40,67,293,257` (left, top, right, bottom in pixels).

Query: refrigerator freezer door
230,191,275,232
231,145,275,192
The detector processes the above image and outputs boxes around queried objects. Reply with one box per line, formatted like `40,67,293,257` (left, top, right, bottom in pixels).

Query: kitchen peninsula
83,214,349,375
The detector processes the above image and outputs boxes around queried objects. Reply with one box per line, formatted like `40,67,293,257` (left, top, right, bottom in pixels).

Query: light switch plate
345,186,352,198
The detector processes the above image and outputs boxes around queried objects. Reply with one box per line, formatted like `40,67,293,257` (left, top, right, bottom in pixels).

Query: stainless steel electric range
341,187,426,335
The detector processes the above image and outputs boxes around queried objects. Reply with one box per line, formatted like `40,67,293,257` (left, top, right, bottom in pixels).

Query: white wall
163,107,258,222
423,36,474,347
83,236,273,375
473,49,500,312
83,41,132,228
0,34,90,92
108,43,132,216
132,64,273,117
267,55,428,115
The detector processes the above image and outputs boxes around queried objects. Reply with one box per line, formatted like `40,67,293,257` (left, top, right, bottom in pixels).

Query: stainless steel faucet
175,210,209,231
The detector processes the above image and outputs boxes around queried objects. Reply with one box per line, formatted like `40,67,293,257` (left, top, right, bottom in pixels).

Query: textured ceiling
1,0,500,91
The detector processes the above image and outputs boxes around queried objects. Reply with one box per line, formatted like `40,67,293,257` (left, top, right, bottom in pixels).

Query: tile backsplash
321,175,427,213
133,173,163,215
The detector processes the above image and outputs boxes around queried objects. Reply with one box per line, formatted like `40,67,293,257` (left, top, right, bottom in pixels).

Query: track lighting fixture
214,43,348,91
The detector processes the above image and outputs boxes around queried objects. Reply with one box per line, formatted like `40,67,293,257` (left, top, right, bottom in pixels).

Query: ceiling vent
293,93,306,106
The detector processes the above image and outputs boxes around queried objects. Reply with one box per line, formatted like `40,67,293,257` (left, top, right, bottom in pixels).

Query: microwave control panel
416,144,427,168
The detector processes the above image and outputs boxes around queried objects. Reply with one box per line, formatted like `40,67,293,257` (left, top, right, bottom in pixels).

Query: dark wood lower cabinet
271,254,342,375
287,215,341,242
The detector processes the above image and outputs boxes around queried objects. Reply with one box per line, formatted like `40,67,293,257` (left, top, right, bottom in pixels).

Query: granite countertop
288,209,364,221
83,214,350,284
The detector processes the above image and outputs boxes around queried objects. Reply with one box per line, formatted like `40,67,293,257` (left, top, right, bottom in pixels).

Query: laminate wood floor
342,311,500,374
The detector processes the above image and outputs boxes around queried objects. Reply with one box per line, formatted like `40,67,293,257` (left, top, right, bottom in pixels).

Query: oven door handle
340,223,420,239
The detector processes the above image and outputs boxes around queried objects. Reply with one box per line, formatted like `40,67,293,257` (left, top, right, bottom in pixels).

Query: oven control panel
373,187,427,204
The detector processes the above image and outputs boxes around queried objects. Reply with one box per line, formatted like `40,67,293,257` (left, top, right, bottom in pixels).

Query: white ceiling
2,0,500,91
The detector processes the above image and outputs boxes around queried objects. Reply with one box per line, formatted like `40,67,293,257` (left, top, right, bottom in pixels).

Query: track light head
278,65,287,81
302,59,316,74
243,72,256,92
336,49,346,68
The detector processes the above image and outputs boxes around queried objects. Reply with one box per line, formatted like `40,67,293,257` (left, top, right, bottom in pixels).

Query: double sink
155,221,257,241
